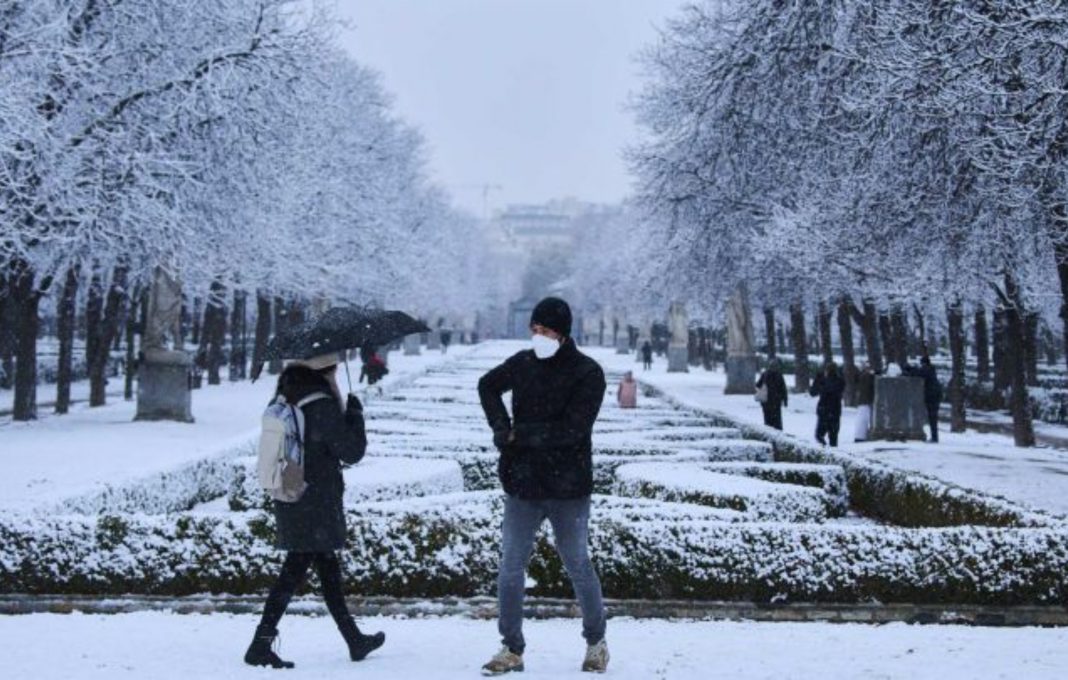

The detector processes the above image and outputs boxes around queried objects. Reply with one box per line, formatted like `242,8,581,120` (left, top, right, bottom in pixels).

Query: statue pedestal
870,376,926,441
724,355,758,394
668,345,689,373
403,334,421,356
135,349,194,423
427,331,441,350
615,333,630,354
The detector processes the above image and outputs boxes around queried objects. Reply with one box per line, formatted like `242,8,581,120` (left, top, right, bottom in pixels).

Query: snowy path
5,611,1066,679
589,348,1068,517
0,346,477,511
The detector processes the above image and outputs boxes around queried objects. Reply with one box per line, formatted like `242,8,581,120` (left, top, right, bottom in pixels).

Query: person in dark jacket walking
810,360,846,446
755,358,788,430
244,353,385,669
907,356,943,443
640,340,653,370
477,297,609,675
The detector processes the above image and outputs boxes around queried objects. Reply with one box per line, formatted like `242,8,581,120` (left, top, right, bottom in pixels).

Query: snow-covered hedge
595,439,771,462
613,463,829,523
641,385,1060,528
56,442,256,515
5,493,1068,605
703,462,848,516
227,456,465,511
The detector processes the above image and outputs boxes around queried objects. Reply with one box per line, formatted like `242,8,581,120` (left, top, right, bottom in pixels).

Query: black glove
493,428,514,452
346,393,363,413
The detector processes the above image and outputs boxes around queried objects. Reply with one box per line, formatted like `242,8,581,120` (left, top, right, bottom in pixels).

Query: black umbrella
254,307,429,387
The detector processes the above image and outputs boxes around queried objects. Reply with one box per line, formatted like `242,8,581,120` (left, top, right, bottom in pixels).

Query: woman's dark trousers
815,412,841,446
761,402,783,430
258,551,354,633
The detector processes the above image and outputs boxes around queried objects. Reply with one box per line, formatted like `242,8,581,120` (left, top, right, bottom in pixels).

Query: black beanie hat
530,297,572,337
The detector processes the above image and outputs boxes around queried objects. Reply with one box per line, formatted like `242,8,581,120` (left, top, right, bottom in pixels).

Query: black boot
338,617,385,661
244,626,295,669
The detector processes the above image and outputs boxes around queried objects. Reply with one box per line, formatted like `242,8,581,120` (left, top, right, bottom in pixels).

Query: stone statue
726,284,755,357
667,301,689,373
724,284,757,393
144,266,183,351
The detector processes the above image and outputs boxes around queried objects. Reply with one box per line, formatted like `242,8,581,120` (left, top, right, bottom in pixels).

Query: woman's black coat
272,365,366,553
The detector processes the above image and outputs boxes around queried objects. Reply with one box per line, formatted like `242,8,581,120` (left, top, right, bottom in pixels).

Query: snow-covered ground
589,348,1068,518
0,346,476,511
4,611,1066,679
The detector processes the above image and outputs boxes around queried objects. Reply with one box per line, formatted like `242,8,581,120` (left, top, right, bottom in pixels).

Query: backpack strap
292,391,334,448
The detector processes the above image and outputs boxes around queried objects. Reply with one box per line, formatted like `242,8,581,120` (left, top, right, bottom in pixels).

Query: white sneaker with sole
582,640,609,673
481,646,524,676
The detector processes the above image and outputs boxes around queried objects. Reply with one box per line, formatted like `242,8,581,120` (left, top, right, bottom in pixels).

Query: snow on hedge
228,456,464,510
702,462,849,516
5,493,1068,605
613,462,829,522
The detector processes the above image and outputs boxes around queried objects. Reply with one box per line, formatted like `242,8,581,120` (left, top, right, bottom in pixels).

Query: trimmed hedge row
613,463,830,523
4,493,1068,605
703,462,849,516
641,385,1062,529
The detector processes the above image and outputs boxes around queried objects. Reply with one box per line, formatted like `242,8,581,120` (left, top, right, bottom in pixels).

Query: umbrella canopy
263,307,429,362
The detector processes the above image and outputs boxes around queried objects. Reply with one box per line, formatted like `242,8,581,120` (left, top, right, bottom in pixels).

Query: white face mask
531,333,561,359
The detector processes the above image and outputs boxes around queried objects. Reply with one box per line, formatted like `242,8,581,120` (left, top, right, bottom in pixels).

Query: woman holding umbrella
244,351,385,668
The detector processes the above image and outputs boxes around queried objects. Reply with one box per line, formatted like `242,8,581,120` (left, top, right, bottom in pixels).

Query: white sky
333,0,683,216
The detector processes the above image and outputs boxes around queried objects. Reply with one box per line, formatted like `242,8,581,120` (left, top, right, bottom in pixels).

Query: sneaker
582,640,609,673
481,646,524,676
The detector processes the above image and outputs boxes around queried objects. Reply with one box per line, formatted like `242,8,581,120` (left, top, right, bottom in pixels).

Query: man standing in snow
477,296,609,675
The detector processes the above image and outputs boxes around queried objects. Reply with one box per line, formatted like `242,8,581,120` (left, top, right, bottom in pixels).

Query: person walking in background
244,353,385,669
810,360,845,447
440,329,452,354
908,355,943,443
640,340,653,371
755,357,787,430
477,296,609,675
617,370,638,409
854,362,876,442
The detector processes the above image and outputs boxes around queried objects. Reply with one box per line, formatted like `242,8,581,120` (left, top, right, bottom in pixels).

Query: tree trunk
124,285,145,401
1003,273,1035,447
878,311,893,367
55,266,79,414
850,299,883,373
789,301,810,393
764,307,776,358
817,300,833,365
837,297,857,406
269,295,286,375
1023,312,1039,387
191,296,203,345
993,306,1010,394
1057,241,1068,374
974,304,990,383
201,280,227,385
11,261,47,421
85,265,103,378
890,305,909,365
88,266,128,407
0,272,14,390
252,289,272,377
913,304,927,356
229,289,247,380
947,299,966,433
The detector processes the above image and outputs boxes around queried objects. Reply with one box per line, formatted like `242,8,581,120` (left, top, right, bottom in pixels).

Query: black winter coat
809,372,845,416
856,372,876,406
906,363,943,405
478,339,606,499
756,369,788,407
272,366,366,552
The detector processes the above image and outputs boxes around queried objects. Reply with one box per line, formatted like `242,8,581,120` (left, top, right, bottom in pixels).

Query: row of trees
580,0,1068,447
0,1,501,420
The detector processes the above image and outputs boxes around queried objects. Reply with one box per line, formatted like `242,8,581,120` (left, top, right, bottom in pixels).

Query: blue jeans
498,495,606,653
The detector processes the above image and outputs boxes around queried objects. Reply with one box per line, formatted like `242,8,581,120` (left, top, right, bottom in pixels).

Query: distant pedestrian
810,360,845,446
358,346,389,386
907,356,943,443
244,354,384,669
640,340,653,370
617,370,638,409
477,296,609,675
440,329,452,354
854,362,875,442
755,358,788,430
